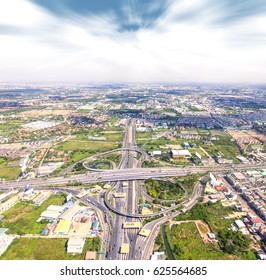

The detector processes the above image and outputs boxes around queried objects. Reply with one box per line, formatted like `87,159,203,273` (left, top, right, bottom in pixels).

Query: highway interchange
1,119,266,260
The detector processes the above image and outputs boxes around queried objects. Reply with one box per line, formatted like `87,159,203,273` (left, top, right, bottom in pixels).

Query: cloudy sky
0,0,266,83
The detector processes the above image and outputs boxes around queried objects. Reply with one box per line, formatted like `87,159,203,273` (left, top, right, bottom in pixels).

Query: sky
0,0,266,83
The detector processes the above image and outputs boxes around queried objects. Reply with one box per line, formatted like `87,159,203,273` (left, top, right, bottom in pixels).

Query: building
67,237,85,254
151,151,162,157
141,207,153,215
0,228,14,256
33,191,52,206
138,229,151,237
0,195,20,214
40,205,65,221
22,188,38,201
63,200,74,209
235,220,246,230
120,243,129,254
207,233,216,239
55,220,71,235
76,191,90,199
85,251,97,260
150,252,166,260
195,152,202,160
113,193,126,198
47,205,65,212
171,149,192,159
59,203,81,221
40,210,61,221
123,222,141,229
183,142,190,148
0,190,16,202
92,218,99,230
251,217,264,227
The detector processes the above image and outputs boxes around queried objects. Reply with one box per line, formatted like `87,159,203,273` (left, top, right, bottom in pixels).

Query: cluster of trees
73,162,86,172
142,160,161,168
218,230,251,254
145,178,183,200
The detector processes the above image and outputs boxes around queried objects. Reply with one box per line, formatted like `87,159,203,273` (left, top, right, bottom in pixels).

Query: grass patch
98,153,122,167
174,202,256,259
0,237,101,260
57,140,121,152
0,194,66,235
0,157,21,180
166,222,237,260
86,160,111,170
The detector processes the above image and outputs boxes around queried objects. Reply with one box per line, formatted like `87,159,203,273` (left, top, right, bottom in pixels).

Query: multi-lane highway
1,163,265,190
1,118,265,260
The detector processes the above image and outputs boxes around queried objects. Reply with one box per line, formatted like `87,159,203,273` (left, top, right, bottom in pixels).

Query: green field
0,157,21,180
75,132,123,142
0,237,101,260
0,120,25,130
212,136,241,162
57,140,121,152
175,202,234,232
0,194,66,235
166,222,237,260
174,202,256,259
136,131,155,139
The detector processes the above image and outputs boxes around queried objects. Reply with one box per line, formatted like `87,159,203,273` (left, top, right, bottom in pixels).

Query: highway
1,163,265,190
135,180,203,259
108,119,135,260
1,118,266,260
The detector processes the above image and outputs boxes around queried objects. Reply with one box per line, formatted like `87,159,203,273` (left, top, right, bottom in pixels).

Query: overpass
0,163,265,189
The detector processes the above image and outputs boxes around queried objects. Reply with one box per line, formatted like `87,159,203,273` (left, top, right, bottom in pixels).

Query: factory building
67,237,85,254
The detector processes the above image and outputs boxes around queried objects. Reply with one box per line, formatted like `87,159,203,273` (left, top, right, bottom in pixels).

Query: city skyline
0,0,266,83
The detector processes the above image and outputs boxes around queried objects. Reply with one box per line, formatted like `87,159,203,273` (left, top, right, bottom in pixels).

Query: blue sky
0,0,266,83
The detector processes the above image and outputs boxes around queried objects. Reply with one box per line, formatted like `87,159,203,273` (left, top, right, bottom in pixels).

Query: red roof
85,251,97,260
251,217,263,223
215,185,228,191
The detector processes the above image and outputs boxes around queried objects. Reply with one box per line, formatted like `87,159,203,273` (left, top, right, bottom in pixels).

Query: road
1,163,265,190
1,118,265,260
132,180,203,260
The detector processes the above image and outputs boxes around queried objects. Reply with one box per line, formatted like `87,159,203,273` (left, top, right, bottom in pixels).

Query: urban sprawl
0,83,265,260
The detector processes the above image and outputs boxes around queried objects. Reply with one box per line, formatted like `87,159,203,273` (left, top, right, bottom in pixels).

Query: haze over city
0,0,266,83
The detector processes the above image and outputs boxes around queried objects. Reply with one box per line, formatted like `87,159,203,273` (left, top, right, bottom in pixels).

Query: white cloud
0,0,265,83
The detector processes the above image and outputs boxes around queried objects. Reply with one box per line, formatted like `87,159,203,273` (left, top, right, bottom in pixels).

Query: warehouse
67,237,85,254
40,204,65,221
47,205,65,213
60,203,81,221
40,210,61,221
171,149,192,159
55,220,71,235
